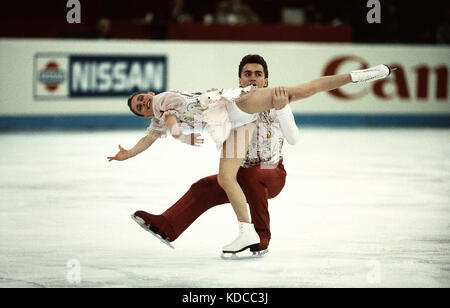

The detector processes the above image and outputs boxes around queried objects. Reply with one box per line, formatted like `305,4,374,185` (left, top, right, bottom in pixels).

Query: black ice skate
131,214,174,249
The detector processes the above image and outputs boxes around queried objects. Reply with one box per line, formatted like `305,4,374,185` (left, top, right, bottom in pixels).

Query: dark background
0,0,449,43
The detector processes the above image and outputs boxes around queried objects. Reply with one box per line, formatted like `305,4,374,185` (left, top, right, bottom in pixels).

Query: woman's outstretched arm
107,134,159,162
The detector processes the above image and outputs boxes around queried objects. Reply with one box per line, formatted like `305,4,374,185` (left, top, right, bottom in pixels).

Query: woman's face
130,92,155,118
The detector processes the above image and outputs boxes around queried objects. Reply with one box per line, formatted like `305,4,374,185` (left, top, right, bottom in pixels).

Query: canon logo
323,56,448,101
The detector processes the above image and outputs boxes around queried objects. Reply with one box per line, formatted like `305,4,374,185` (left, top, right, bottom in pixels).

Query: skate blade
131,214,174,249
221,248,268,260
385,64,398,75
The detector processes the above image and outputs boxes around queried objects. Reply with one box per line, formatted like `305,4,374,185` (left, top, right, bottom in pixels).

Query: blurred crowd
1,0,449,44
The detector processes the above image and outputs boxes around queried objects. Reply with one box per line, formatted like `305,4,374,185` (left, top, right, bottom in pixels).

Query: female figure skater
107,64,392,254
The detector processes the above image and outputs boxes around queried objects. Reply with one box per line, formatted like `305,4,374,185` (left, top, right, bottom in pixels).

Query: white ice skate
131,214,175,249
221,248,269,260
221,222,260,259
350,64,394,83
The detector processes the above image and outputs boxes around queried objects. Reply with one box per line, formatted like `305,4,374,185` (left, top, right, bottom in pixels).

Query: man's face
130,92,155,118
239,63,268,88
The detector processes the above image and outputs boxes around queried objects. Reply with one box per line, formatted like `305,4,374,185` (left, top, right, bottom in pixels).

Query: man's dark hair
127,92,145,117
238,54,269,79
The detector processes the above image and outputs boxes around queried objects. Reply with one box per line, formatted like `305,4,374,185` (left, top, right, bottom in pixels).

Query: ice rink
0,128,449,288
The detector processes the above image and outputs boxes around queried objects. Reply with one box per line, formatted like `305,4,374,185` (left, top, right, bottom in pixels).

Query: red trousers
162,160,287,250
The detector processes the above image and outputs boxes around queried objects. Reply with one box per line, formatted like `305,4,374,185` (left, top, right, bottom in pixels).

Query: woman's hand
272,86,290,110
170,125,182,139
165,114,183,138
177,133,204,147
107,145,130,162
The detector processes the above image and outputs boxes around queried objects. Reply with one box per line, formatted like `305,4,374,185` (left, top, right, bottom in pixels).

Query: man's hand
272,86,289,110
107,145,130,162
176,133,204,147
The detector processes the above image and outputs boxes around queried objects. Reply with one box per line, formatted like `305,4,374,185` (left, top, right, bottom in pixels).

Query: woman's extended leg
237,74,352,114
236,64,392,114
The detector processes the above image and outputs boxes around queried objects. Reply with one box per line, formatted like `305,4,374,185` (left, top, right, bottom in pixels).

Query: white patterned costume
146,85,259,149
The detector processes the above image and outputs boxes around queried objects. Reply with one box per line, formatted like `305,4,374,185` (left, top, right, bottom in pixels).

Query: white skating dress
146,85,258,149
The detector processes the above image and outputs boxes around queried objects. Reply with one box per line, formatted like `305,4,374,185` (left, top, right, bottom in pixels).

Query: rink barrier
0,114,449,130
2,40,449,117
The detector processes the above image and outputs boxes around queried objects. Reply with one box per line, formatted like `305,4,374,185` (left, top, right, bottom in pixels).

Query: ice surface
0,128,449,288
